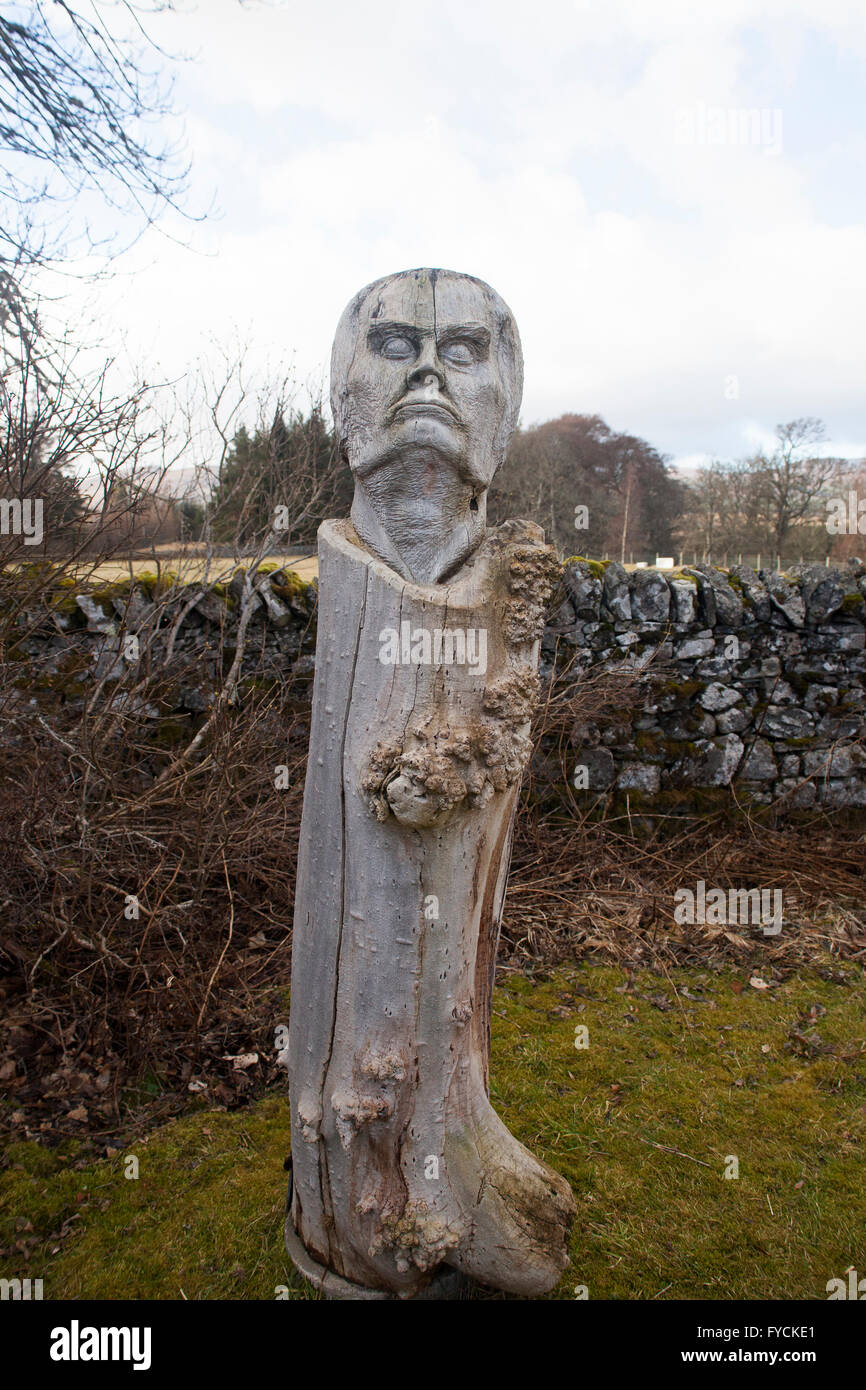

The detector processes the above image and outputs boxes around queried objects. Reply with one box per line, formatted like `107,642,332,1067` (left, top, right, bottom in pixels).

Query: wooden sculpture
286,268,575,1298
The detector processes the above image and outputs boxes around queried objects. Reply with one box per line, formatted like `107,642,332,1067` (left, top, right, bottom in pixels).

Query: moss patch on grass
2,962,863,1300
0,1100,300,1300
492,963,865,1300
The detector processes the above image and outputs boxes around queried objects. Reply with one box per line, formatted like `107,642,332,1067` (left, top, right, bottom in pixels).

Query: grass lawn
2,961,863,1300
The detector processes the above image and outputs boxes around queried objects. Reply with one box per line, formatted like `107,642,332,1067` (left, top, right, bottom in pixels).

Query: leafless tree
0,306,166,573
757,418,840,556
491,413,681,560
677,423,842,565
0,0,192,349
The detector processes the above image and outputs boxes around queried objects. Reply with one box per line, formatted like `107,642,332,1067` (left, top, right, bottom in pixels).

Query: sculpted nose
407,342,445,392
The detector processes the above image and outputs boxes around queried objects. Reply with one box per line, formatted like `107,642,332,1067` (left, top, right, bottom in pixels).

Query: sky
50,0,866,472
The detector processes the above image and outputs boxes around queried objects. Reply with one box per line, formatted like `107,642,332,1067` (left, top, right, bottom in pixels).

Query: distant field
24,549,736,587
77,554,651,585
68,551,319,586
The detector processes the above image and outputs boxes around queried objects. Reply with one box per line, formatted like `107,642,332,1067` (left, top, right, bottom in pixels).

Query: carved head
330,268,523,584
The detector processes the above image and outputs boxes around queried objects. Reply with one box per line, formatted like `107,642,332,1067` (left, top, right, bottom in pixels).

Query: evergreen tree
209,406,350,547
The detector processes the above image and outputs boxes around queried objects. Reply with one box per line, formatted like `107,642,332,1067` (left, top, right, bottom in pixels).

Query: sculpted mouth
391,401,461,426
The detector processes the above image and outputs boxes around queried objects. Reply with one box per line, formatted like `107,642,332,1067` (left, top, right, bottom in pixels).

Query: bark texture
288,516,576,1298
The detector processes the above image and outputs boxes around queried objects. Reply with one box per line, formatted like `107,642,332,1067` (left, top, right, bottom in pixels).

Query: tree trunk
287,516,575,1298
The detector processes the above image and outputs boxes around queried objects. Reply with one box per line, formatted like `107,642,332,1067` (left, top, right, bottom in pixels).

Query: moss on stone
86,578,135,608
271,570,315,601
649,787,694,810
30,670,89,699
152,718,190,749
664,739,700,756
691,787,734,812
130,571,160,596
661,678,706,699
52,591,85,617
562,556,608,577
635,731,663,754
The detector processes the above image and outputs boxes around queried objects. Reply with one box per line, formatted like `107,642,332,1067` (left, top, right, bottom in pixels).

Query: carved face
332,269,522,491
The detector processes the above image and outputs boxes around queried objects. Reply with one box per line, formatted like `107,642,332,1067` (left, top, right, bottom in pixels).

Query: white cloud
48,0,866,469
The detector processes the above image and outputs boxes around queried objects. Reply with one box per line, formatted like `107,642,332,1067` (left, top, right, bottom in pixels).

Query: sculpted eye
380,335,415,360
440,339,477,365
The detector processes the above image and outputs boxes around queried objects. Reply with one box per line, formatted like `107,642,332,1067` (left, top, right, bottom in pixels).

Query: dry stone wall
546,558,866,813
10,556,865,814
